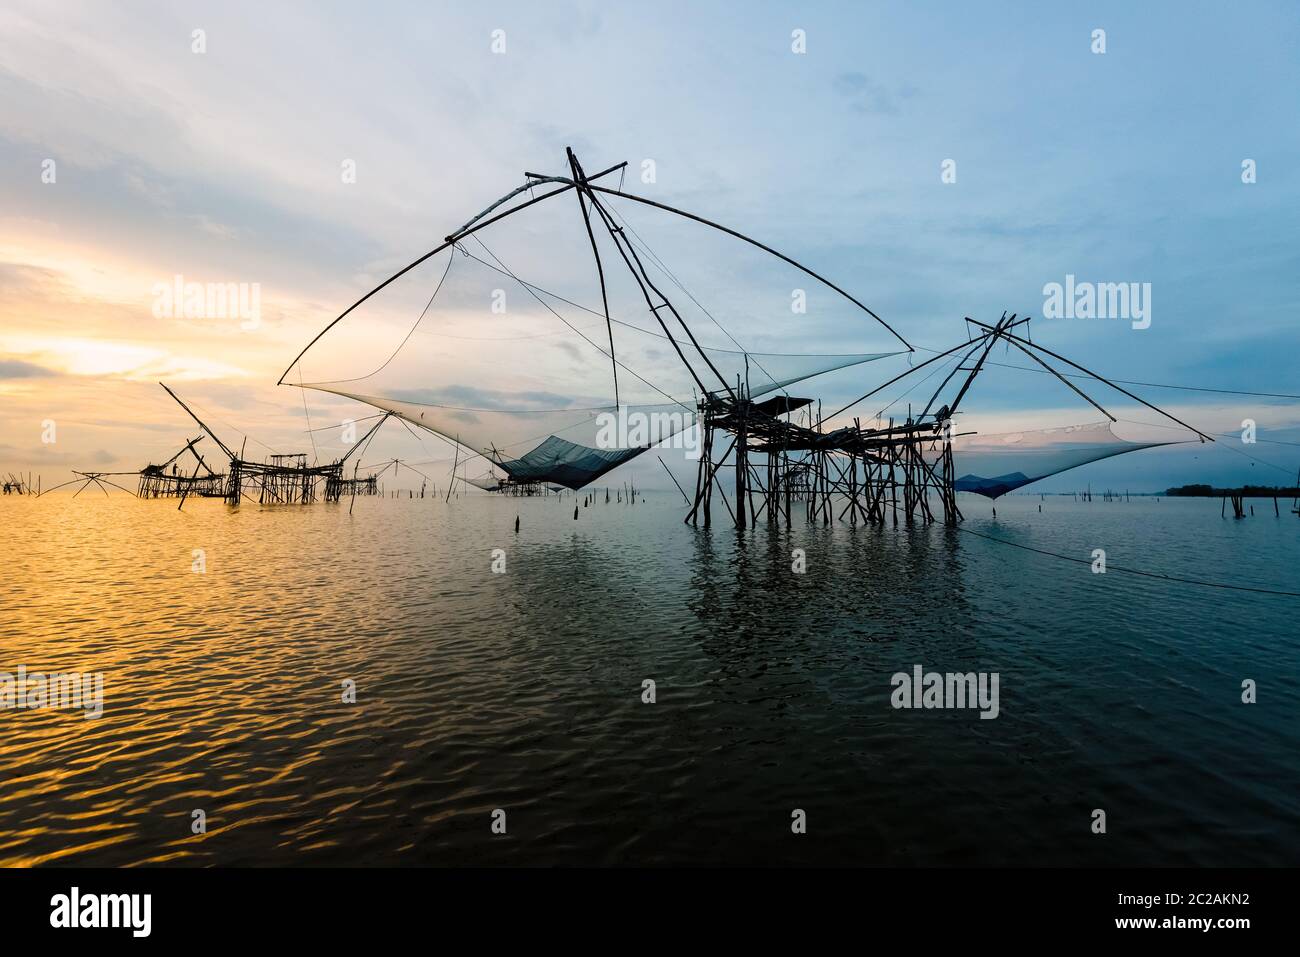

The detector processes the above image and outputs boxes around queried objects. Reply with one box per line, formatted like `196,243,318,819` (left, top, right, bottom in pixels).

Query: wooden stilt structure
274,151,1214,523
158,383,392,506
684,311,1212,530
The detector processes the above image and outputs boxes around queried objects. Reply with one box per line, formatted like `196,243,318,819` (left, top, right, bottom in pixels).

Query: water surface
0,492,1296,866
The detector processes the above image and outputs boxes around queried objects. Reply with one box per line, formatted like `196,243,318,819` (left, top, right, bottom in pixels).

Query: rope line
920,347,1300,400
957,526,1300,597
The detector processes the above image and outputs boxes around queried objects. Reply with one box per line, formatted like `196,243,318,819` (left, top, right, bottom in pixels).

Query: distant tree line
1165,484,1300,497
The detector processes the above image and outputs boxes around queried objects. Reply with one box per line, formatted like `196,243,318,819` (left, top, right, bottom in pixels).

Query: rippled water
0,490,1296,866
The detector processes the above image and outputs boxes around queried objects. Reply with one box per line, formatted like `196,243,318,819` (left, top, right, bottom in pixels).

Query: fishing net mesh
293,188,900,487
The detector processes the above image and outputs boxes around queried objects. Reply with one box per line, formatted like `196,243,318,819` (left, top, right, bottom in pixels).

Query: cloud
193,215,240,240
832,72,916,115
0,3,1294,491
391,385,582,410
0,359,54,378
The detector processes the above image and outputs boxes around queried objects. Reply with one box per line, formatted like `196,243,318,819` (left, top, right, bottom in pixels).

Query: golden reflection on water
0,492,1296,866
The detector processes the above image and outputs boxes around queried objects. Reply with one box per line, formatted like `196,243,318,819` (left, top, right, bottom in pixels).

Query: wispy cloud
832,72,917,115
0,1,1295,489
0,359,54,379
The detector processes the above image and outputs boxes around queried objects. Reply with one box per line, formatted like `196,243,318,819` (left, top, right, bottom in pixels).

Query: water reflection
0,494,1294,866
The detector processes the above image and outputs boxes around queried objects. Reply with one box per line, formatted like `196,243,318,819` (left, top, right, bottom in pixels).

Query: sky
2,0,1298,493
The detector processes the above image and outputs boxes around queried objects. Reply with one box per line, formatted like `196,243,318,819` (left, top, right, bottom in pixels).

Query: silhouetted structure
137,435,225,499
159,383,391,506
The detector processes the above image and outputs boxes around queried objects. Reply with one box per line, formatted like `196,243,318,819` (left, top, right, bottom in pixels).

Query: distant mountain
1166,484,1299,497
